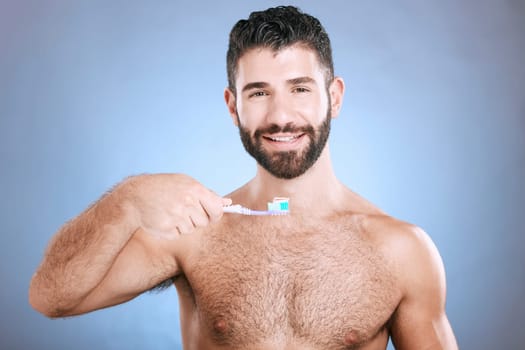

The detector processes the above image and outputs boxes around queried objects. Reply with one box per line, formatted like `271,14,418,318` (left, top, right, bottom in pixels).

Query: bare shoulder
358,213,446,298
362,214,436,254
350,211,457,347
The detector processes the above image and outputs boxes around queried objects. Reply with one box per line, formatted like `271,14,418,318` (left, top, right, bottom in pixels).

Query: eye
293,87,310,93
249,90,268,98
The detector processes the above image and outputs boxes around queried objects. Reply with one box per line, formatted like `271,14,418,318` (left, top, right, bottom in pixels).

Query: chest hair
184,215,399,349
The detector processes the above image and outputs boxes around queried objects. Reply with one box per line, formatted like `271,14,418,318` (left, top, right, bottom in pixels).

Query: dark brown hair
226,6,334,94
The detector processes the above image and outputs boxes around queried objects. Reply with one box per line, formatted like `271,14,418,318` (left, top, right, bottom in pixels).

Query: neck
240,146,347,215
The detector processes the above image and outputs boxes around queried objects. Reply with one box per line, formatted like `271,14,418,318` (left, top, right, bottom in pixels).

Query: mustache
253,123,315,138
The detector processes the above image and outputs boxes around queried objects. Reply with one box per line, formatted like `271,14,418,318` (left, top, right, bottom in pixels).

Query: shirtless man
29,6,458,350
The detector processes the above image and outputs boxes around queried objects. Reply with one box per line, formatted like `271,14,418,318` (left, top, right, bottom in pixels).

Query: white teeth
270,135,297,142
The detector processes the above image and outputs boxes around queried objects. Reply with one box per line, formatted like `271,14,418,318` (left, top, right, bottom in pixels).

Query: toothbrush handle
223,205,288,216
223,205,243,214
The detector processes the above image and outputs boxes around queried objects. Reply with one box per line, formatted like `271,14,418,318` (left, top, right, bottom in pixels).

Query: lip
262,133,306,150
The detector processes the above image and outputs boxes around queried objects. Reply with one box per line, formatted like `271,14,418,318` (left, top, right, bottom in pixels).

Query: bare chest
181,218,399,349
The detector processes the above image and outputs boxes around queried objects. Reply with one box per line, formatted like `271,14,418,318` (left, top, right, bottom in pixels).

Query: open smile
261,133,306,151
263,133,305,143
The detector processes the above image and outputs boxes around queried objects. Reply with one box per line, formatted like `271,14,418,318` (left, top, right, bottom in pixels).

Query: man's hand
124,173,231,239
29,173,230,317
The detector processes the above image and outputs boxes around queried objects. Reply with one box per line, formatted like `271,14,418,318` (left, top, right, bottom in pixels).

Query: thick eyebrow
241,82,269,93
286,76,316,86
241,77,317,94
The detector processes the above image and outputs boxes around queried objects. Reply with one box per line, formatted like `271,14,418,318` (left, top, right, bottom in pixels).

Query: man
29,6,458,350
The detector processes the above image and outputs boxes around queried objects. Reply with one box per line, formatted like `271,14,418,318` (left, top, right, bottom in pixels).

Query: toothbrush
223,197,290,216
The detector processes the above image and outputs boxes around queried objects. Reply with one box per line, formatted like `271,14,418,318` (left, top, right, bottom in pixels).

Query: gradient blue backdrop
1,1,524,349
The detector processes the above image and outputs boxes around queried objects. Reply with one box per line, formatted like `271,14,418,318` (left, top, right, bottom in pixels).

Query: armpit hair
148,276,175,293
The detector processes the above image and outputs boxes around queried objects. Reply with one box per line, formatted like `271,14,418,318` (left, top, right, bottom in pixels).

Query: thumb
222,197,232,206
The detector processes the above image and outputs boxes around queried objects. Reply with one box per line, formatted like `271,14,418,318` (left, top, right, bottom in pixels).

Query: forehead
235,45,326,86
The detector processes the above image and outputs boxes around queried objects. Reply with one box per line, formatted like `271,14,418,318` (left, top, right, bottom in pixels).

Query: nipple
213,319,228,334
343,330,359,346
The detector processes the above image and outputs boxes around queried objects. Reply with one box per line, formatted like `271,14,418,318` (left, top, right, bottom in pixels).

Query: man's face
228,46,334,179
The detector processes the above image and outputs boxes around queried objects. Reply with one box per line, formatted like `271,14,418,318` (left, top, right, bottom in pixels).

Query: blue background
1,0,524,349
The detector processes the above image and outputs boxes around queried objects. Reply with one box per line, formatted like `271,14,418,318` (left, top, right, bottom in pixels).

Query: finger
200,201,220,223
210,189,232,207
200,197,226,223
177,217,194,235
189,207,210,228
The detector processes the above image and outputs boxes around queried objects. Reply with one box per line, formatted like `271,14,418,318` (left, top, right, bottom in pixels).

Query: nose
265,92,294,126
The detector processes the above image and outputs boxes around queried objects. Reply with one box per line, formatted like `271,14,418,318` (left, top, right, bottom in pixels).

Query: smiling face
238,111,331,179
225,45,343,179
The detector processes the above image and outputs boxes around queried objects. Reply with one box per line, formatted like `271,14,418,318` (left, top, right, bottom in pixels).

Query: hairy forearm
29,181,138,317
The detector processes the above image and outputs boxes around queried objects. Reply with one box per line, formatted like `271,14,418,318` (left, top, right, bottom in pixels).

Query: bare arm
390,226,458,350
29,174,229,317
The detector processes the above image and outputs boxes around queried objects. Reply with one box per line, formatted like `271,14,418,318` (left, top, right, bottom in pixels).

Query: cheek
296,95,327,122
236,102,267,129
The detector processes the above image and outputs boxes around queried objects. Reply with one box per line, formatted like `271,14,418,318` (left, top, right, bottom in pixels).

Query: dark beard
238,112,331,179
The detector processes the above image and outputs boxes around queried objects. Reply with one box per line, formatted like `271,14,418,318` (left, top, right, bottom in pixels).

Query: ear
224,88,238,126
328,77,345,119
